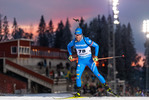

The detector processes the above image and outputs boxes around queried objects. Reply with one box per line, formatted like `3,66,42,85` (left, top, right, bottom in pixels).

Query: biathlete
67,27,114,97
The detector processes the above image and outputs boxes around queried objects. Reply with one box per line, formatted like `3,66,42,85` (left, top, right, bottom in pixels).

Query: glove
68,55,73,61
93,56,98,61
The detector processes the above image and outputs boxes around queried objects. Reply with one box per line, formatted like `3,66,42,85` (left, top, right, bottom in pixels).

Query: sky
0,0,149,58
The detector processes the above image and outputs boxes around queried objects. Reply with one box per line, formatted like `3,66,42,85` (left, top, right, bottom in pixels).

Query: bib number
76,47,91,56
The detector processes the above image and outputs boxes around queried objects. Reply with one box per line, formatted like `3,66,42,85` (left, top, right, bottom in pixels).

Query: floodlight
146,34,149,38
114,20,120,24
143,20,149,33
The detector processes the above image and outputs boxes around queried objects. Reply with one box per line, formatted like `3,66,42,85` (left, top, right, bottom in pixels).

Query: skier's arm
91,41,99,56
85,38,99,56
67,40,75,56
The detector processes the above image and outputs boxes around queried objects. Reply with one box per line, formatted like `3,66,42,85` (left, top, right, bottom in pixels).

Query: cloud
0,0,107,24
0,0,108,37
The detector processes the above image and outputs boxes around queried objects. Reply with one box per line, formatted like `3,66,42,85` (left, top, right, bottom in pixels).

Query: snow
0,93,148,100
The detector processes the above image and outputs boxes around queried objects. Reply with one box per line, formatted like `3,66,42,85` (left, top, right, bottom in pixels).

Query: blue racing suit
67,37,106,87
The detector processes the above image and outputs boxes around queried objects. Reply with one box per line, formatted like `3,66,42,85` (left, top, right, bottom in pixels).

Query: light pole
143,20,149,93
112,0,120,94
112,0,120,25
108,0,120,94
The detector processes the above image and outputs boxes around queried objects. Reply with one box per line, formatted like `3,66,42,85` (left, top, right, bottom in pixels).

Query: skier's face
75,34,82,41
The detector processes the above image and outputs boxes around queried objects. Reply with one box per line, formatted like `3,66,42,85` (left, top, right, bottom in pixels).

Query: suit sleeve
67,39,75,55
85,37,99,56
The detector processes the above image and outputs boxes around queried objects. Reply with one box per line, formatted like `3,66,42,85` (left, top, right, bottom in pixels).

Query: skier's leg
76,63,86,87
88,61,106,84
75,63,86,97
88,60,118,96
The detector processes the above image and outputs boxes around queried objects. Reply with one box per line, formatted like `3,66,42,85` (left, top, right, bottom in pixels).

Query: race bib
76,46,91,56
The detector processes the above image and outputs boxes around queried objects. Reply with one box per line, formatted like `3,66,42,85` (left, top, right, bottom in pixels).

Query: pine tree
3,16,9,41
48,20,54,33
88,16,100,42
23,32,33,39
98,15,109,75
126,23,137,83
54,20,64,48
48,20,55,48
38,15,46,34
79,17,88,37
37,15,49,47
17,28,24,39
115,24,126,80
38,32,49,47
12,17,19,39
62,18,72,49
79,17,84,28
120,23,137,82
121,24,128,80
100,15,109,57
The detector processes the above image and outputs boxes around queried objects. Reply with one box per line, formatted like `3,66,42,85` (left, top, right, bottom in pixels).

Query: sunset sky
1,0,149,59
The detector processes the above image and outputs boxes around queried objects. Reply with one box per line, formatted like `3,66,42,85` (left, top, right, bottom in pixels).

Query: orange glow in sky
138,53,145,67
131,53,145,67
9,16,89,38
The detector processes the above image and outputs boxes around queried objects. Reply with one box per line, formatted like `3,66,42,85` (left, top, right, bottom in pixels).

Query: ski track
0,93,148,100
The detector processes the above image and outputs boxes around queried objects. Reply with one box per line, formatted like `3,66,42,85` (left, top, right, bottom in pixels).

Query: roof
0,38,33,44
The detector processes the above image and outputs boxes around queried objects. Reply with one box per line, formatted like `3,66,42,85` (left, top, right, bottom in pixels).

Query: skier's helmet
75,28,82,35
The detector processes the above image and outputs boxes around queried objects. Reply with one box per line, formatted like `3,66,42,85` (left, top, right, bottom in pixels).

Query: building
0,39,74,94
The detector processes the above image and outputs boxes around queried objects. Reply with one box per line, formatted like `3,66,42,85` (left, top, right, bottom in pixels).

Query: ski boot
74,87,81,97
103,83,112,92
103,83,119,97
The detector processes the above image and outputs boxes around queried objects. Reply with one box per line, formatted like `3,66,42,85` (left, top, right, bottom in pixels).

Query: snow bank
0,93,148,100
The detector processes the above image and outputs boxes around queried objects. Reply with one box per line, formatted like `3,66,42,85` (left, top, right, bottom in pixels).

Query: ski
107,91,119,97
53,96,88,99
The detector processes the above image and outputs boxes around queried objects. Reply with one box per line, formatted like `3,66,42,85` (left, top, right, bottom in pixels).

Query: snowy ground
0,93,148,100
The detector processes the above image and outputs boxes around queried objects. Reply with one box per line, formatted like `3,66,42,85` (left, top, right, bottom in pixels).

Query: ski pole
98,55,125,60
70,55,124,62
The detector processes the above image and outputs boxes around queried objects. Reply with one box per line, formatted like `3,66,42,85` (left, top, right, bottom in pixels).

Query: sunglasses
75,34,82,36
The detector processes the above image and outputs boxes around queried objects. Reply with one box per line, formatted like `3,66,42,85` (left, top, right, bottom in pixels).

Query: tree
37,15,49,47
3,16,9,40
48,20,54,33
47,20,55,48
38,32,49,47
120,23,137,83
54,20,64,48
13,28,24,39
88,16,100,42
37,15,46,34
23,32,33,39
61,18,72,49
12,17,19,38
115,24,126,80
100,15,109,57
79,17,88,37
79,17,84,28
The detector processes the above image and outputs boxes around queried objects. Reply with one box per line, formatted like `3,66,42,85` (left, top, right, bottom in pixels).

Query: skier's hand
68,55,73,61
93,56,98,61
